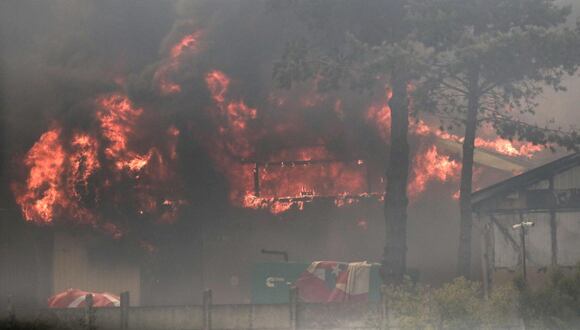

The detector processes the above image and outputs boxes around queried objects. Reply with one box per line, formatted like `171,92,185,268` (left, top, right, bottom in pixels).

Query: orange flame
413,119,541,158
206,70,230,104
14,90,185,235
96,93,155,173
68,133,100,201
170,32,202,59
154,31,203,95
15,128,67,223
408,146,461,197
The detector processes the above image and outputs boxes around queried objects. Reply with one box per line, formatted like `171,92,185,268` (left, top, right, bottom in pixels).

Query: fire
167,126,180,160
170,31,202,59
413,119,541,158
69,133,100,201
13,128,102,226
203,69,379,213
364,88,540,201
366,103,391,142
96,93,143,167
96,93,162,174
154,31,203,95
204,70,258,160
13,89,185,235
14,23,546,228
206,70,230,104
15,128,67,223
233,147,371,213
205,70,258,136
408,146,461,197
474,137,542,158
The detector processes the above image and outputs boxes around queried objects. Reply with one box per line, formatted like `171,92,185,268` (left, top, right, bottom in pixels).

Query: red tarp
48,289,120,308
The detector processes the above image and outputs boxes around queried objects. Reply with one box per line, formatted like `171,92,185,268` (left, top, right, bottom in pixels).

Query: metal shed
472,153,580,293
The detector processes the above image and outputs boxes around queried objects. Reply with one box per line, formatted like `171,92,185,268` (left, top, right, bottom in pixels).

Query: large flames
13,27,545,235
15,128,68,224
13,92,184,238
154,31,203,95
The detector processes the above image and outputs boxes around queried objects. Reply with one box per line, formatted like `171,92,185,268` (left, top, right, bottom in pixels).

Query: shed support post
7,295,15,324
253,163,260,197
380,285,390,330
203,289,212,330
480,213,492,299
120,291,130,330
84,294,95,330
549,209,558,266
289,286,298,330
549,177,558,267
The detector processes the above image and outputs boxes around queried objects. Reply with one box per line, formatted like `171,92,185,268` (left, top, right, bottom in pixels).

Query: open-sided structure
472,153,580,291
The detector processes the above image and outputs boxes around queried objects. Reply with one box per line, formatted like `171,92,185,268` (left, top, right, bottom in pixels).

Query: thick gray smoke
1,0,579,306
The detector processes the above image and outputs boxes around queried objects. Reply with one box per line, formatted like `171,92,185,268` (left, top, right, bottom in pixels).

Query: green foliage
431,278,484,329
385,277,435,328
271,0,420,94
385,277,520,329
411,0,580,148
385,270,580,329
0,319,70,330
481,284,520,328
517,266,580,329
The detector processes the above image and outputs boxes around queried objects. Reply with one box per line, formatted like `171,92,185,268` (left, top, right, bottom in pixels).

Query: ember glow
246,148,370,214
206,70,230,104
170,32,202,59
154,31,203,95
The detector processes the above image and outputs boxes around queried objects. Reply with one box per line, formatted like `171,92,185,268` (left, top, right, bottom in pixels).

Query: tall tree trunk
382,75,410,284
457,67,480,278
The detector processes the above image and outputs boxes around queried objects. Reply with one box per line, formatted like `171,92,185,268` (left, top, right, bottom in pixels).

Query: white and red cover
48,288,120,308
295,261,372,302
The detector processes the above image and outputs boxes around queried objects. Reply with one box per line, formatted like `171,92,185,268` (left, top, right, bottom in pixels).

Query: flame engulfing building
473,153,580,291
1,1,562,307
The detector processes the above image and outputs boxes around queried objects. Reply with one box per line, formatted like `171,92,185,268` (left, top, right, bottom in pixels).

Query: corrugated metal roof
472,152,580,210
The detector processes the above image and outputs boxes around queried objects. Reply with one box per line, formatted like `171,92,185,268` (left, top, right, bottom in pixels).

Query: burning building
0,0,571,307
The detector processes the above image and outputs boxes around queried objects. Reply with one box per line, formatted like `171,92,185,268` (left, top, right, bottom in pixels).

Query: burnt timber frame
240,158,381,202
472,153,580,294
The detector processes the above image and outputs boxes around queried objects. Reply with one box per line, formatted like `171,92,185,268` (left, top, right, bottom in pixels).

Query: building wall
479,163,580,288
554,165,580,189
52,232,141,305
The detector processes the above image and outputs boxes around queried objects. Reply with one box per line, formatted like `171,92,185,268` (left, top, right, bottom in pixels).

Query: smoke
2,0,579,305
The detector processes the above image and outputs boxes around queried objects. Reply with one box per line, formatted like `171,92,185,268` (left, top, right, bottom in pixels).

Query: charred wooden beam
270,192,383,203
239,158,365,167
549,177,558,266
253,163,260,197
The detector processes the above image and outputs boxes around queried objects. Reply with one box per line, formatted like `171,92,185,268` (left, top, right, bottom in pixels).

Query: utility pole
512,217,534,284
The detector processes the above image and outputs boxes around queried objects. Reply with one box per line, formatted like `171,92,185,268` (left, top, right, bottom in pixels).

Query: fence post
7,295,15,324
380,285,389,330
120,291,130,330
203,289,212,330
84,294,94,330
289,286,298,330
